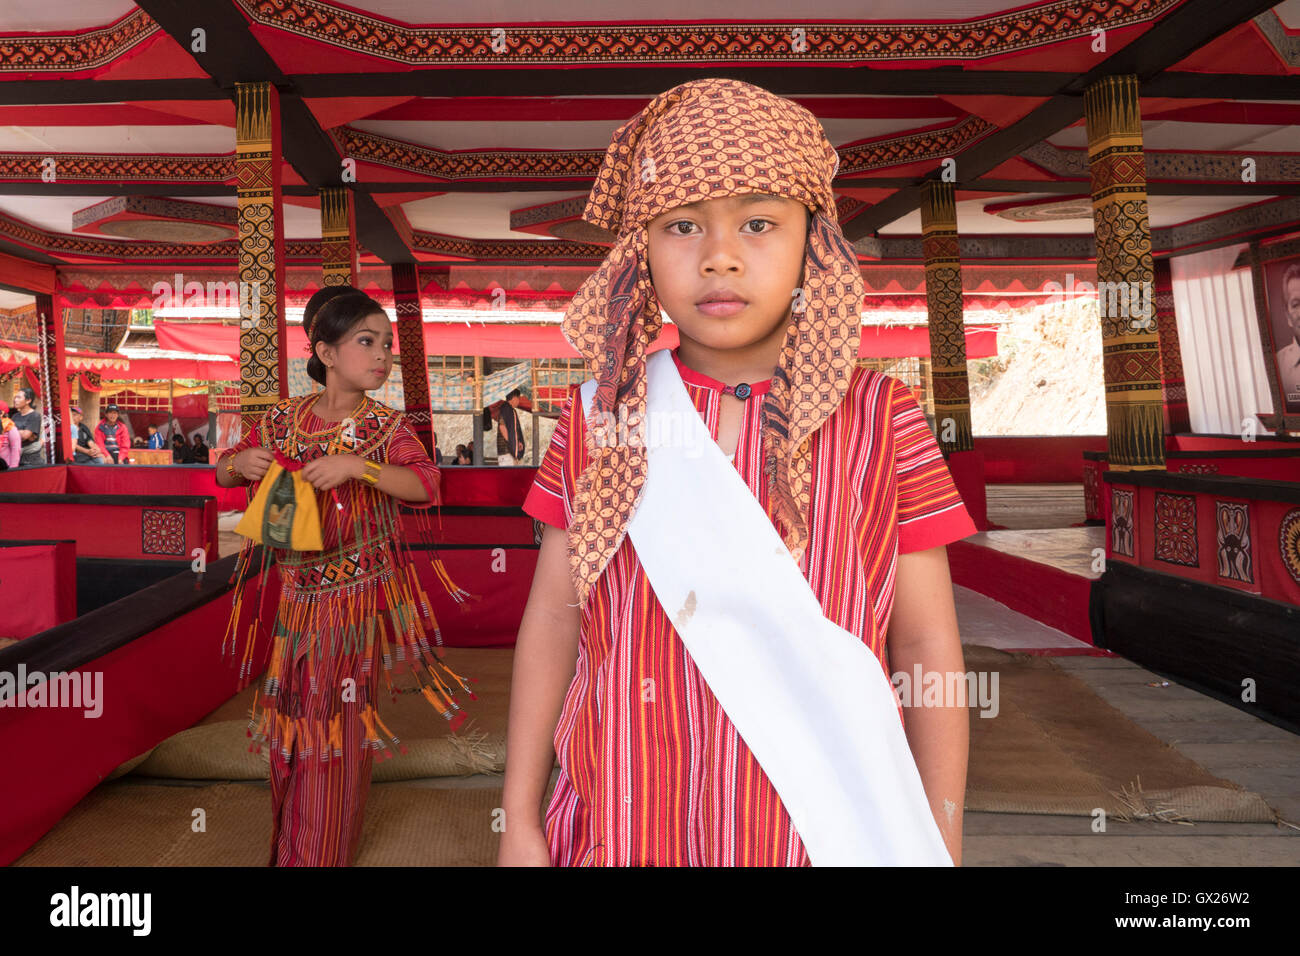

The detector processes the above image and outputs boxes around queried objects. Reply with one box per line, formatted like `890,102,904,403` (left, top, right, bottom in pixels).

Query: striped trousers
267,641,383,867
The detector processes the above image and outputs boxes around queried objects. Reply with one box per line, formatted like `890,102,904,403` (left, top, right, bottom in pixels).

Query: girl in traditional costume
217,289,473,867
501,79,975,867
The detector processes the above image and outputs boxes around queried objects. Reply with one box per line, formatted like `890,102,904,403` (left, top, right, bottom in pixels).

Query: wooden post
1085,75,1166,470
235,81,288,437
392,262,436,458
320,186,358,287
33,293,70,464
920,180,973,454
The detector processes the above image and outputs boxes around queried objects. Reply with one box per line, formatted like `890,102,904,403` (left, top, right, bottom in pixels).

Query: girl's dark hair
481,405,493,430
305,291,386,386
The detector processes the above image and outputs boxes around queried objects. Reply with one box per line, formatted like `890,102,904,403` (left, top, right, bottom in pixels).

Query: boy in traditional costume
217,290,473,866
500,79,976,866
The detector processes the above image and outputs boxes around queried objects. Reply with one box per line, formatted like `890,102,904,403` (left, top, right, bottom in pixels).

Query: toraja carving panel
238,0,1179,64
1153,492,1198,568
1215,501,1252,585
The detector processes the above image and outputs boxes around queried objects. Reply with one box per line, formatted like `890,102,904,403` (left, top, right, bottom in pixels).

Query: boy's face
646,193,807,354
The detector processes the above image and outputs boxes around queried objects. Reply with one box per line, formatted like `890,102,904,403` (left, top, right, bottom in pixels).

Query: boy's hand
300,453,362,491
497,825,551,867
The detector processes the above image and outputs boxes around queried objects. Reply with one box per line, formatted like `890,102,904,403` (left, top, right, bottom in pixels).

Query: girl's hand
300,453,362,491
234,447,275,481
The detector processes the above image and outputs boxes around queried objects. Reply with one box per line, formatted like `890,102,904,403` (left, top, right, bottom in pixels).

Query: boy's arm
499,522,581,865
886,544,969,866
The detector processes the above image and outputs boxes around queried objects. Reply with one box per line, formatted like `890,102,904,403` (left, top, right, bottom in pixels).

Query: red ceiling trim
339,116,996,183
338,127,603,181
238,0,1180,66
0,152,234,184
837,117,997,175
0,210,326,263
356,95,961,124
0,8,159,74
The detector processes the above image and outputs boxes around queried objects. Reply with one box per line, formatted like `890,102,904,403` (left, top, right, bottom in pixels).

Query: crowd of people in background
0,384,532,470
0,387,216,469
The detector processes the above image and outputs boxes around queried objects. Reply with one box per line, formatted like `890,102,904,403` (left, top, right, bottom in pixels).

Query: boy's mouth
696,289,748,317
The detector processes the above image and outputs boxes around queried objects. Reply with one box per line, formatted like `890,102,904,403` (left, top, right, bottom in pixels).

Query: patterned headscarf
561,78,863,607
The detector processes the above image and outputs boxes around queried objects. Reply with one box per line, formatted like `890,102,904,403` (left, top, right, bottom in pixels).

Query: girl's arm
886,544,969,866
499,523,581,865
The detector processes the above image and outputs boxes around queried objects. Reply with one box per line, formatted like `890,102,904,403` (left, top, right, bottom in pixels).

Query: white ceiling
1274,0,1300,29
0,0,135,32
0,195,322,241
344,1,1021,23
402,191,581,239
0,290,35,310
0,125,234,154
878,194,1275,235
1049,121,1300,153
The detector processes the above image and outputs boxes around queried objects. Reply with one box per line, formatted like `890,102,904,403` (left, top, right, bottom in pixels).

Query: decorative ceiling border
238,0,1180,65
0,152,234,183
1153,195,1300,252
6,195,1293,266
1021,140,1300,183
412,231,610,261
0,209,324,261
856,197,1300,260
1253,11,1300,68
0,9,159,73
341,116,996,183
837,117,996,175
337,128,602,181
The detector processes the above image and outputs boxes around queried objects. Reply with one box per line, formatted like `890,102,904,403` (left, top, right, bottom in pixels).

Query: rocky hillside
969,299,1107,436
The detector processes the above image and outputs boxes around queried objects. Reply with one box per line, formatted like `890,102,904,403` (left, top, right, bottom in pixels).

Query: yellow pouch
234,455,324,552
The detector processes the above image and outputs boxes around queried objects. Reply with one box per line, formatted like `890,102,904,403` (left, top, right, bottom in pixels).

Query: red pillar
33,293,70,464
392,262,435,458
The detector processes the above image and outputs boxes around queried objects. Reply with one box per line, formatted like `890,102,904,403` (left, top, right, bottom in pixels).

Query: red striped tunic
523,348,976,866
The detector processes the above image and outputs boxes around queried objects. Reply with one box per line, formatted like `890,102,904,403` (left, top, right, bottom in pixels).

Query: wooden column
1153,257,1190,435
320,186,358,287
1085,75,1165,470
920,180,973,454
235,82,288,435
33,293,70,464
391,262,435,458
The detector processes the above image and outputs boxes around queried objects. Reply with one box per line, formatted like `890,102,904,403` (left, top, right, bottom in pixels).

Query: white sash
580,349,952,866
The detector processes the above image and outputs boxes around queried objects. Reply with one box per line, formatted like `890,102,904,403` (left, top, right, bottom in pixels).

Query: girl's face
317,311,394,391
646,193,808,354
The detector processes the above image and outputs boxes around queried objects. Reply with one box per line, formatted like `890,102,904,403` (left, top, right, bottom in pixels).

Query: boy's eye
668,220,697,235
744,218,774,233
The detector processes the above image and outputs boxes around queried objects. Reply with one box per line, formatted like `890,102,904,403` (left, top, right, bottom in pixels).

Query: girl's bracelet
359,459,382,487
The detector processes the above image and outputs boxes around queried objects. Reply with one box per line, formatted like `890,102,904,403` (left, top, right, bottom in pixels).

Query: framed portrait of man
1250,240,1300,431
1265,256,1300,415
